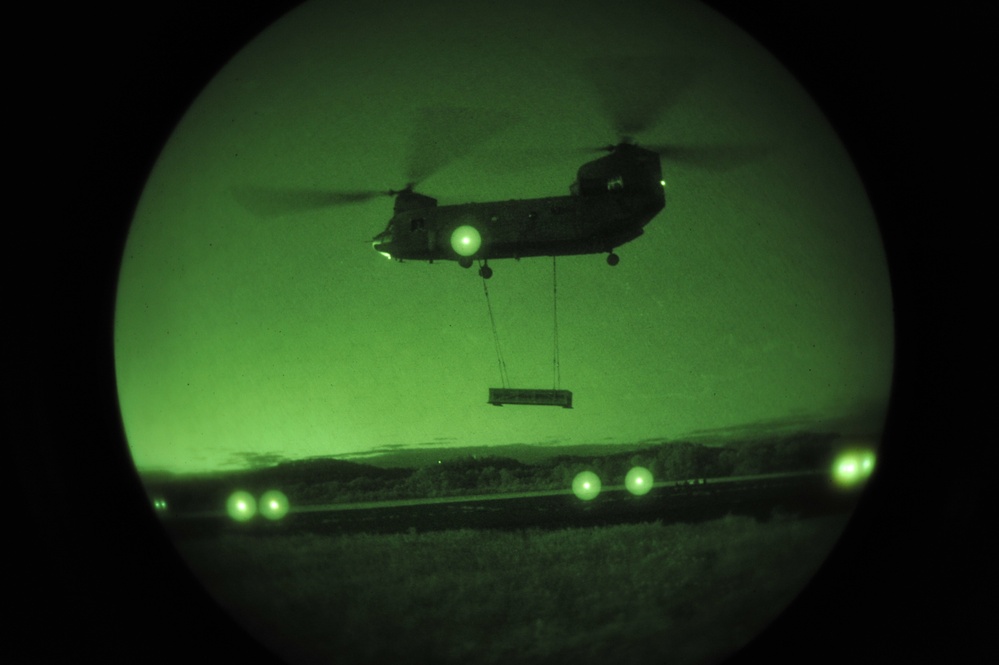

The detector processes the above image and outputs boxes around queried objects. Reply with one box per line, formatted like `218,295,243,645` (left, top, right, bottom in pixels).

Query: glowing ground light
572,471,602,501
625,466,654,496
259,489,290,520
450,225,481,256
152,497,168,511
833,449,877,488
226,490,257,521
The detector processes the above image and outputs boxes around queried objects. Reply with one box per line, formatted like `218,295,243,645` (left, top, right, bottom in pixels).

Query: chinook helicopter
370,140,665,279
236,58,758,279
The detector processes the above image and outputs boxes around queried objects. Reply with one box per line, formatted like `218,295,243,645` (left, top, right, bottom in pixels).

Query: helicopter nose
372,238,392,260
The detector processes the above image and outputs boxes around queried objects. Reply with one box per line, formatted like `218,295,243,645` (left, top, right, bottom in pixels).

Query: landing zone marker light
572,471,602,501
226,490,257,521
259,489,290,520
625,466,654,495
832,449,877,488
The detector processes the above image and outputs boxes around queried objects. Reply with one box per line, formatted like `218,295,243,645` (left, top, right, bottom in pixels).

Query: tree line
143,432,845,513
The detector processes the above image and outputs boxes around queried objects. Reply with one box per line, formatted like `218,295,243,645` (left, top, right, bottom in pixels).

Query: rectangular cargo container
488,388,573,408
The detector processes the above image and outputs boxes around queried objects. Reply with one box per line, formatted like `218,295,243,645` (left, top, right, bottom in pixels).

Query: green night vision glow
572,471,602,501
450,225,482,256
832,449,877,488
259,489,290,520
226,490,257,521
625,466,654,496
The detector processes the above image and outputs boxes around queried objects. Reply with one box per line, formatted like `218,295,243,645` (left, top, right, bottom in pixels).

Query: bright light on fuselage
450,225,481,257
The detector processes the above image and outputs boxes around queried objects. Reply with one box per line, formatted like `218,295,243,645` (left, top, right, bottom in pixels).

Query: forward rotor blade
406,106,520,185
232,186,388,217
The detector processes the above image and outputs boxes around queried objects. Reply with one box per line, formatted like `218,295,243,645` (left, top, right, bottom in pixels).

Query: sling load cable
481,267,509,388
552,255,561,391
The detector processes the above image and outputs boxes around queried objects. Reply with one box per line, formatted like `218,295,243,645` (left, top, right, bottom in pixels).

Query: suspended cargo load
488,388,573,408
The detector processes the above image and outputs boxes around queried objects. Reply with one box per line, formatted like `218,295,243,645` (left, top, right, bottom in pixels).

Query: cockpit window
607,175,624,191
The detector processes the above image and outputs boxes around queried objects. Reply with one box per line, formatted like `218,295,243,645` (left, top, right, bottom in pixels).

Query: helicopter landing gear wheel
458,257,473,269
607,252,620,266
479,264,493,279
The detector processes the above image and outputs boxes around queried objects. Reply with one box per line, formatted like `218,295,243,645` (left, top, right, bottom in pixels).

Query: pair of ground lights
226,489,290,522
571,466,653,501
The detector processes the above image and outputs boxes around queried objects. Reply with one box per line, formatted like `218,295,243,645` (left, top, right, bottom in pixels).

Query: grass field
174,512,850,665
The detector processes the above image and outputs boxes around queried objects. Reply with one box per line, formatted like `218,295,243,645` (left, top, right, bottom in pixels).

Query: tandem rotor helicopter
368,138,664,279
236,57,759,279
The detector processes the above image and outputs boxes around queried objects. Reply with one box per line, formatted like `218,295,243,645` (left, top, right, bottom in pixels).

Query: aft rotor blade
649,143,771,171
232,186,387,217
584,55,702,139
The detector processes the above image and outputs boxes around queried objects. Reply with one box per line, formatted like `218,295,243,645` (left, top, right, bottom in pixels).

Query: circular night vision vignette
113,3,894,665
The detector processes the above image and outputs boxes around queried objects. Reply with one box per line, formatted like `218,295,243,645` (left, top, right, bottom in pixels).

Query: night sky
114,0,893,474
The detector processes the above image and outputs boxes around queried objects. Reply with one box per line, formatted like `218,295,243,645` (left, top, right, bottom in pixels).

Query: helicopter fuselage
372,143,665,267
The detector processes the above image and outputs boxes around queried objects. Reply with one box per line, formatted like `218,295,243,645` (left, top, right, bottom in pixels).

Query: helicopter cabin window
607,175,624,191
410,218,426,232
